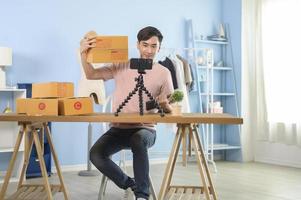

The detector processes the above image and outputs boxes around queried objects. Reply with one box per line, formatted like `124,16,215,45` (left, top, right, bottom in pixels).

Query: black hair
137,26,163,44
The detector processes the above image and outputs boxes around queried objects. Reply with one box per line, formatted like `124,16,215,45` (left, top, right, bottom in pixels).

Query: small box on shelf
32,82,74,98
209,101,223,113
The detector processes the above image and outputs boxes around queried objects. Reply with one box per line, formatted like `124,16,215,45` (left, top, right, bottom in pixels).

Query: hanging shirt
188,63,195,92
169,55,191,113
159,57,178,89
176,54,193,91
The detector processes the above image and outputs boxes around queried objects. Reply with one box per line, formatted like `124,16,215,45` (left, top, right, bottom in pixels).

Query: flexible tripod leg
138,86,144,115
114,86,139,116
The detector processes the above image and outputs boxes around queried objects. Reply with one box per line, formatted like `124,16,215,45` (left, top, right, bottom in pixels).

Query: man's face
137,36,160,59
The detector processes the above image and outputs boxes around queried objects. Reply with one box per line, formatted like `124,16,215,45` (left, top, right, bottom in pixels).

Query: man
80,26,174,200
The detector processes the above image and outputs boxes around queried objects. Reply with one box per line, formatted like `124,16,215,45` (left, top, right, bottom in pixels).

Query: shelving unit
0,88,26,183
186,19,241,171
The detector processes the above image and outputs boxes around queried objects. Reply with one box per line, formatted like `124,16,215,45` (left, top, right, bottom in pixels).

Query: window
262,0,301,123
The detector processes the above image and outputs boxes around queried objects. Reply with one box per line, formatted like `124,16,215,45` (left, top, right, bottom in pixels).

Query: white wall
255,142,301,168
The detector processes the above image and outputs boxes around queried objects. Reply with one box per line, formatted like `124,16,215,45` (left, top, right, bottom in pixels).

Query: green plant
170,90,184,104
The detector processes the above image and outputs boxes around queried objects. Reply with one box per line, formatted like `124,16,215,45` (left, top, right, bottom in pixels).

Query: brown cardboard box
16,98,59,116
58,97,93,116
16,98,27,114
32,82,74,98
94,36,128,49
87,49,128,63
86,36,128,63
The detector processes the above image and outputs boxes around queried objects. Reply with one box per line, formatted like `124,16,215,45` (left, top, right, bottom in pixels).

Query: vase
172,104,182,115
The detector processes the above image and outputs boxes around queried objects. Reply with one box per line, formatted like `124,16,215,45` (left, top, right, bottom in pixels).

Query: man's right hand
159,100,173,113
80,31,97,59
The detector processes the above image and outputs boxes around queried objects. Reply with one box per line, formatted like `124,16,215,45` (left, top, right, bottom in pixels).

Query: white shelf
0,147,14,153
186,19,241,170
186,19,242,173
201,92,235,96
194,39,228,45
0,89,26,184
208,144,241,151
0,88,26,92
0,147,24,153
0,176,20,184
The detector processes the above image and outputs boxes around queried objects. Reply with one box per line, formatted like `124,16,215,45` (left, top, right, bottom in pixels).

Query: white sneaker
123,188,134,200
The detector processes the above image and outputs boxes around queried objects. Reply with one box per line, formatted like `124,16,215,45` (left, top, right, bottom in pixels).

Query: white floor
3,161,301,200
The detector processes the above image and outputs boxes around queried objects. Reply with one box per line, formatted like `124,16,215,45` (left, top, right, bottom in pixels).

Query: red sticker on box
74,101,82,110
38,103,46,110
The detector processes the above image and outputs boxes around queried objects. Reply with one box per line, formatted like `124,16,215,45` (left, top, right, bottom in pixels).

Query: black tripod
114,72,164,117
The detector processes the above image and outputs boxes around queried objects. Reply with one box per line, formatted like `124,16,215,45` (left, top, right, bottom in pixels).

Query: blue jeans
90,127,156,199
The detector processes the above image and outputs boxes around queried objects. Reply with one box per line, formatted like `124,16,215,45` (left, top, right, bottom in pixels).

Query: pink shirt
98,61,174,129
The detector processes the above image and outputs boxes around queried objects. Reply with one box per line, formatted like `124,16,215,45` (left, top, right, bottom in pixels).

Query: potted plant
169,90,184,115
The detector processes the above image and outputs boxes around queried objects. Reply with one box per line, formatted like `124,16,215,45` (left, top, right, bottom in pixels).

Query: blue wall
0,0,241,166
222,0,242,112
222,0,242,161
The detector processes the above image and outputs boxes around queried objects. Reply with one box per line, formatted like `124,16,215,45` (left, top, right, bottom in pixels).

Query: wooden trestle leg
0,122,69,200
158,123,217,200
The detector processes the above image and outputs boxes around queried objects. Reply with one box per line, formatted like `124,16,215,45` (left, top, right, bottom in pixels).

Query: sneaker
136,198,147,200
123,188,134,200
125,177,136,189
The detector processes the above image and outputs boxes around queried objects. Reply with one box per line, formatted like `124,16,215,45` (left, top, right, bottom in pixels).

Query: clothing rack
127,47,206,50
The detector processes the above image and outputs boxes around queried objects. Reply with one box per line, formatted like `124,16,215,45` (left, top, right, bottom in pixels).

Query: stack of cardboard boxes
86,36,128,63
16,82,93,116
15,35,128,116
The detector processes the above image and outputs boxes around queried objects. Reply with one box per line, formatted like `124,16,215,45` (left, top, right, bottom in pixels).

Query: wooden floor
2,161,301,200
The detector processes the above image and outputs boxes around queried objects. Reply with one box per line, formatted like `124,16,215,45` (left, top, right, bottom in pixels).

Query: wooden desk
0,113,243,200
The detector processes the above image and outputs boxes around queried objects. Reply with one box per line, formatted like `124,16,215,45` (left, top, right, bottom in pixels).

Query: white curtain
262,0,301,146
242,0,301,152
242,0,268,161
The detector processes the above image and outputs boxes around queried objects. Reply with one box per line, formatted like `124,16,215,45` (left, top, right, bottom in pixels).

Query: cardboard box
87,49,128,63
86,36,128,63
58,97,93,116
16,98,59,116
32,82,74,98
94,36,128,49
16,98,27,114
